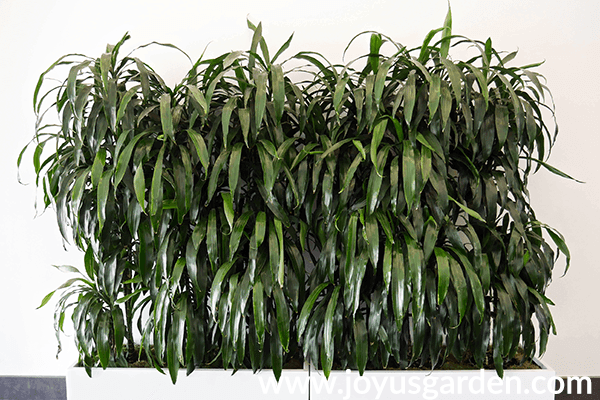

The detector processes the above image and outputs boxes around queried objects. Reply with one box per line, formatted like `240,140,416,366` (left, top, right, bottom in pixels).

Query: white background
0,0,598,377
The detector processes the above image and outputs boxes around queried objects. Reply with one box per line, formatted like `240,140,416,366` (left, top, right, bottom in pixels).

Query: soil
125,346,539,370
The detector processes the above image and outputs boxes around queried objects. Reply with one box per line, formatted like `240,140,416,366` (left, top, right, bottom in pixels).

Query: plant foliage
22,9,573,383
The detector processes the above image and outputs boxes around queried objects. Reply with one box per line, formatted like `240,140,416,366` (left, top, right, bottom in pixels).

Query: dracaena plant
22,22,311,384
294,7,574,379
21,8,573,385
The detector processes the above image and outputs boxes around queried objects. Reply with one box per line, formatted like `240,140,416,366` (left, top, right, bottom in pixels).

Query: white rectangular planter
309,358,555,400
67,358,555,400
66,365,309,400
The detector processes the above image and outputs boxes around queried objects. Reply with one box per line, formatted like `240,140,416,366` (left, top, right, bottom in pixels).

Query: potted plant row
21,7,572,399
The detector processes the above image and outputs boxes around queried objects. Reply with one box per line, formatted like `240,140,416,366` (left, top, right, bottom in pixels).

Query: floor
0,375,596,399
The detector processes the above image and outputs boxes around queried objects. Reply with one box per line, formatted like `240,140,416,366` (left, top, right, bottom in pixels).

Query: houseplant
23,21,310,385
294,7,574,381
20,6,572,395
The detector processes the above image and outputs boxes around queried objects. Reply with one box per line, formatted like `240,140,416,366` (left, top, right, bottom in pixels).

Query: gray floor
0,375,596,399
0,377,66,400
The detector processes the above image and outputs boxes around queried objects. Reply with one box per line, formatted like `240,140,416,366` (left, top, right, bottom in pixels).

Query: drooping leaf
150,143,166,216
403,140,417,210
159,94,174,142
323,286,340,378
298,282,330,339
434,248,450,305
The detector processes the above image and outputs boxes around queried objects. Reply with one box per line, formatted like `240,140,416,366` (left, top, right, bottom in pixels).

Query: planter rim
67,356,552,374
67,362,310,373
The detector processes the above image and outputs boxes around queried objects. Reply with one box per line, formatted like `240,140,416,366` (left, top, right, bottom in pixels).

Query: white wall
1,0,598,377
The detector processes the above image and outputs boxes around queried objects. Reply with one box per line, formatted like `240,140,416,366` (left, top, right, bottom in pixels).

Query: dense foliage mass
22,10,572,384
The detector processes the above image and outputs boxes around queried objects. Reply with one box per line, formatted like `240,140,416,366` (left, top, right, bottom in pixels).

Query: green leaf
370,119,387,174
440,83,452,129
323,286,340,375
32,141,45,175
461,254,485,321
134,163,146,213
170,258,186,293
97,312,110,369
53,264,82,274
37,290,57,309
229,211,252,260
187,129,210,172
403,141,417,210
495,105,509,147
440,4,452,59
257,142,275,193
222,192,234,232
390,156,399,214
116,288,146,304
221,96,237,147
466,64,489,109
420,146,432,190
540,223,571,275
97,169,112,232
428,74,441,118
254,69,267,132
449,256,467,325
274,218,285,286
207,150,230,204
209,260,235,320
273,284,290,352
253,211,267,248
67,60,91,107
528,287,556,335
369,33,383,73
91,148,106,188
207,209,218,272
391,244,406,331
186,85,208,114
272,33,294,64
271,318,283,382
253,280,265,346
256,181,290,226
374,58,393,107
114,132,144,188
228,143,243,196
344,212,359,291
404,71,417,125
272,64,285,123
441,58,462,103
382,239,393,293
405,234,424,318
116,85,141,124
150,143,166,216
449,195,486,222
159,94,174,142
298,282,330,339
366,164,383,215
418,28,444,64
112,307,125,354
333,77,349,115
481,113,495,160
423,217,438,262
434,248,450,304
523,157,584,183
365,213,379,270
354,315,368,375
167,295,187,384
268,218,285,286
496,74,523,134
